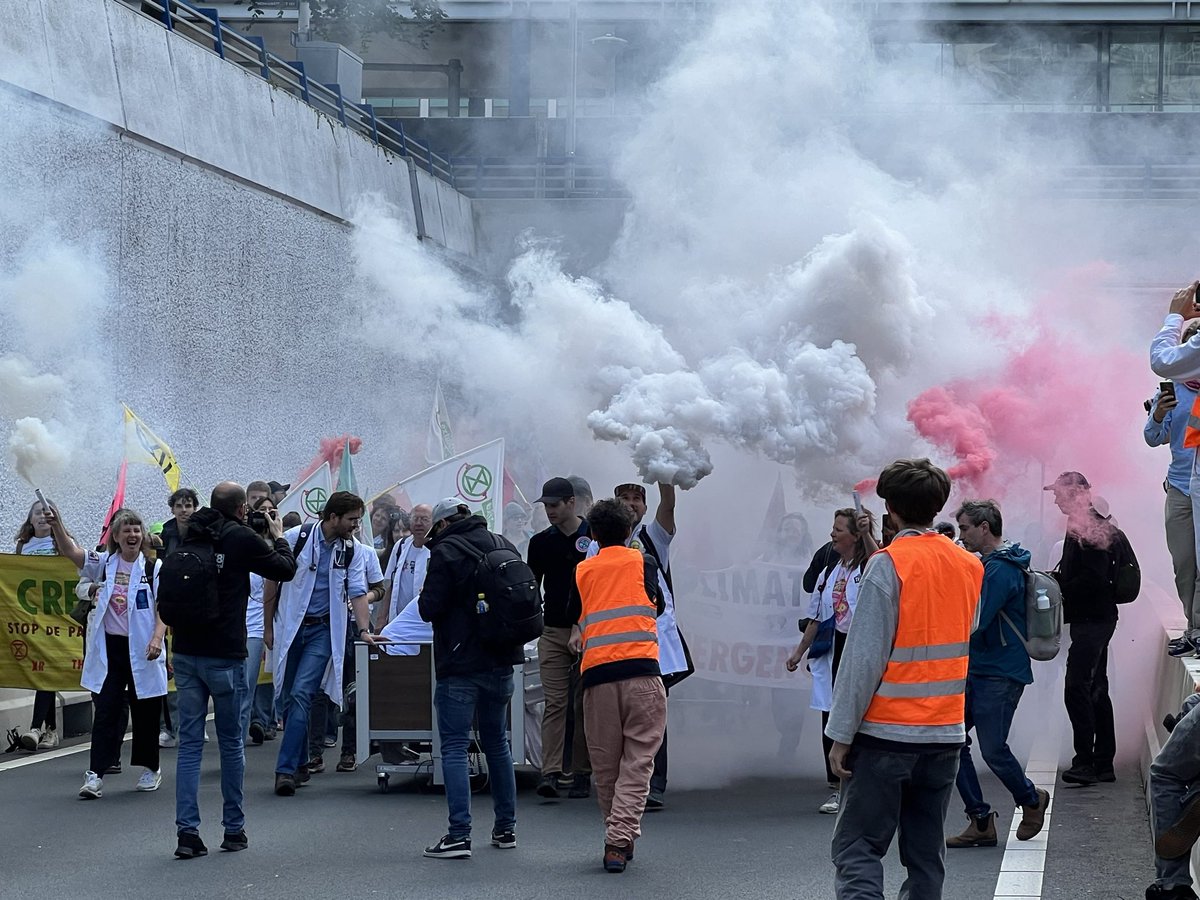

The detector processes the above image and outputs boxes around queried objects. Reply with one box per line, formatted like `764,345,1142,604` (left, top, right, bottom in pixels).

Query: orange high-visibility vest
863,533,983,728
1184,393,1200,448
576,546,659,675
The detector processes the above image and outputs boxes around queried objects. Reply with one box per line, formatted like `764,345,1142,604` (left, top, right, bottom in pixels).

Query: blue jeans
275,621,332,775
174,653,248,835
435,668,517,840
242,637,273,740
956,674,1038,817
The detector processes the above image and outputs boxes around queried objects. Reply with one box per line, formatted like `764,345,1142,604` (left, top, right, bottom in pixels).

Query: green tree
239,1,447,52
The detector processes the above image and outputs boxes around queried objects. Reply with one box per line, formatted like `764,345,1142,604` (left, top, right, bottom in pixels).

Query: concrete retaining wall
0,0,476,255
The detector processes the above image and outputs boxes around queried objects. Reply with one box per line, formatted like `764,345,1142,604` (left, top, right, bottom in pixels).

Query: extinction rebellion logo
457,463,493,503
302,487,328,520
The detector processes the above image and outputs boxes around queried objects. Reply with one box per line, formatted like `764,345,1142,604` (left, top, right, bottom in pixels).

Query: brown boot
1016,788,1050,840
946,812,998,848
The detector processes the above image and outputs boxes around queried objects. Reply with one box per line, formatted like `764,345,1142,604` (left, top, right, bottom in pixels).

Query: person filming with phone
1150,289,1200,657
159,481,299,860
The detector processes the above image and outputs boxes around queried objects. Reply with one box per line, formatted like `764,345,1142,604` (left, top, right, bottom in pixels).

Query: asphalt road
0,726,1154,900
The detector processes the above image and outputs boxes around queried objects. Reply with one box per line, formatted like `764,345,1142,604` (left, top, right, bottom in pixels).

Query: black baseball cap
268,480,290,494
537,477,574,503
1043,471,1090,491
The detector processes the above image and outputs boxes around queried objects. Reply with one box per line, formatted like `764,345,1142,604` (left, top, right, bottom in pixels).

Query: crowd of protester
18,283,1200,895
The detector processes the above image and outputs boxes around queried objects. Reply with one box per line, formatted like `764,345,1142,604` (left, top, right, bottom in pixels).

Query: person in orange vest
568,498,667,873
825,458,984,900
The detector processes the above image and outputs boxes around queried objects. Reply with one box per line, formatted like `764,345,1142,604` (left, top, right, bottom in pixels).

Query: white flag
401,439,504,532
425,380,456,465
277,462,333,523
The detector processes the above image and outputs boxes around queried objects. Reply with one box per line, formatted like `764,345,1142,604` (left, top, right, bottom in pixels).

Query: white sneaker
19,728,40,751
819,791,841,815
135,768,162,792
37,727,59,749
158,730,176,748
79,771,103,799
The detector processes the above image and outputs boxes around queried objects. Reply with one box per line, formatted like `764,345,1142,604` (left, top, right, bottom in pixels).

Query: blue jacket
969,543,1033,685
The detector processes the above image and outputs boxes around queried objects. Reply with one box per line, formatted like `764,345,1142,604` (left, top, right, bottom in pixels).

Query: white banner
277,462,333,523
688,562,811,688
425,379,455,465
400,439,504,532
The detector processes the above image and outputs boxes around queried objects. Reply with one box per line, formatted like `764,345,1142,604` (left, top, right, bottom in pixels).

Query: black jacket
419,515,524,679
1056,513,1125,625
169,507,298,659
160,518,182,557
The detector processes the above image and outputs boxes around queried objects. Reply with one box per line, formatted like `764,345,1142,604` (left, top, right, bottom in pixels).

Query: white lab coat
383,537,430,623
380,597,432,656
272,525,368,707
78,551,168,698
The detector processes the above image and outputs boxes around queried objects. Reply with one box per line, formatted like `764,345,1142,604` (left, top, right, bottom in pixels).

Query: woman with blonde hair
786,507,878,815
45,506,168,798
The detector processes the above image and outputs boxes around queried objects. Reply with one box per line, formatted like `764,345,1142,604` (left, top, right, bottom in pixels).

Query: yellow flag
123,404,181,492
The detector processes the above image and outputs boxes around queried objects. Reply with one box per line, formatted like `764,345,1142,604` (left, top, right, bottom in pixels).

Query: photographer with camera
163,482,298,860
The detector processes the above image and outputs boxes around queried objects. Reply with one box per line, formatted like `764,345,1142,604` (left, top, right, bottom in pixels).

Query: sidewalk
1042,763,1155,899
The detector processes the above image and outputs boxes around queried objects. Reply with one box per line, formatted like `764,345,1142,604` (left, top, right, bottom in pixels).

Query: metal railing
448,157,627,198
130,0,456,182
1053,160,1200,200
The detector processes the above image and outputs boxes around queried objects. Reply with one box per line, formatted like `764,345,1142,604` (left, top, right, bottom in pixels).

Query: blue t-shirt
306,534,335,618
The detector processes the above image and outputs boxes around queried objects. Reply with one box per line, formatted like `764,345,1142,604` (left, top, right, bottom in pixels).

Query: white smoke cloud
0,237,110,488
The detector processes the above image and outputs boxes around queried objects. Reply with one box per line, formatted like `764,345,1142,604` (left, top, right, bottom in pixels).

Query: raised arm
655,483,676,536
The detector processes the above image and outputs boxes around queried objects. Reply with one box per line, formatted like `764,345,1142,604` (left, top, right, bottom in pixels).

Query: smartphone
852,490,862,517
1161,381,1176,398
34,488,50,512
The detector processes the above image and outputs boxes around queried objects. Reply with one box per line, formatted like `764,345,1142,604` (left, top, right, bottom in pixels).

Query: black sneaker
174,831,208,859
274,773,296,797
1146,885,1200,899
220,830,249,852
424,834,472,859
490,828,517,849
248,722,265,745
1095,766,1117,783
105,762,122,775
536,773,561,799
568,774,591,799
645,790,665,810
1062,764,1098,786
296,765,311,785
1168,635,1198,658
264,727,277,741
307,755,325,774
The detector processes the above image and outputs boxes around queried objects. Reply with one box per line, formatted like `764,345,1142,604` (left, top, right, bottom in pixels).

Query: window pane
1164,32,1200,107
1110,29,1160,109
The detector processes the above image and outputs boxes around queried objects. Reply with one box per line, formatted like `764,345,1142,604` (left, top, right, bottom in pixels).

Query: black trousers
1064,619,1117,769
31,691,56,730
90,634,161,774
820,629,849,785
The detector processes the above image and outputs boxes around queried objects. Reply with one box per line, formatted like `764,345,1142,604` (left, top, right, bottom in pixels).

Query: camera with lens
248,510,269,533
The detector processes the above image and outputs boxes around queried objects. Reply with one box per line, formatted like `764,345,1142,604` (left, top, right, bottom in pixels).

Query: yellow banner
0,553,272,691
0,553,85,691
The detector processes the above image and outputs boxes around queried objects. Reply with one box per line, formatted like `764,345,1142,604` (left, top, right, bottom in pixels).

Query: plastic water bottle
1031,589,1054,638
476,593,489,615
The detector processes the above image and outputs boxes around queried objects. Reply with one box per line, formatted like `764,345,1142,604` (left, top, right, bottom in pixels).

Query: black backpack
1110,528,1141,604
443,532,542,649
156,524,222,627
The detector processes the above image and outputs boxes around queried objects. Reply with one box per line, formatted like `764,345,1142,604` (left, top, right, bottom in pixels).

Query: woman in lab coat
48,507,168,798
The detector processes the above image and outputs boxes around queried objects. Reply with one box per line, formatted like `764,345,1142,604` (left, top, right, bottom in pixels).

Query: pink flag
98,460,128,547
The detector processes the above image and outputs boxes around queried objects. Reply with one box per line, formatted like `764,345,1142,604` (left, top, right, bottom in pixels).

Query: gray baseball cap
431,497,469,525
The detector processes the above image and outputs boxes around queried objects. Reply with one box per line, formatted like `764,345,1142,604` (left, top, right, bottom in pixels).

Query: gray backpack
998,567,1063,662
